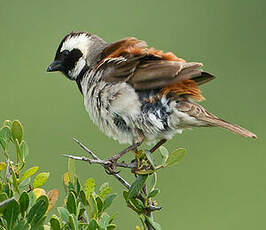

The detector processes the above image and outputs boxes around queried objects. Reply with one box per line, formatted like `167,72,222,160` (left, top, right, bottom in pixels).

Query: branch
64,137,162,223
63,153,132,190
63,153,162,212
73,138,98,160
62,154,136,169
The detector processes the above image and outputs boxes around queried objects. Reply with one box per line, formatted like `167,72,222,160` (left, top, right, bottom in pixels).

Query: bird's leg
106,142,142,175
149,139,167,153
108,141,143,163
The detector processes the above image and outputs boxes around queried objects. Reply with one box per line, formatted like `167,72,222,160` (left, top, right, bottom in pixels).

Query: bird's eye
62,50,70,57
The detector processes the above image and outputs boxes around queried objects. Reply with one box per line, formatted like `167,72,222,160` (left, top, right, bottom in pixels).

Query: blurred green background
0,0,265,229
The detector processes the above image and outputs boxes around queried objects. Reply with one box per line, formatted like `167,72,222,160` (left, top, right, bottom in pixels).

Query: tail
203,116,257,139
177,101,257,139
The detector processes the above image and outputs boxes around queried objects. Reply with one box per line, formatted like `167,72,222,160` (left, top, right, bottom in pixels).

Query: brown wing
97,37,215,99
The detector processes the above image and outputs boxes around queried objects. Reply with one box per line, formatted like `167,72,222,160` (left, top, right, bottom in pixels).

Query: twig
63,153,132,190
73,138,98,160
62,154,109,166
62,154,136,169
111,173,131,189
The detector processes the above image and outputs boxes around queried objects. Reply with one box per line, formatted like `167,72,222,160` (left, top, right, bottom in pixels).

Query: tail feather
203,117,257,139
177,101,257,139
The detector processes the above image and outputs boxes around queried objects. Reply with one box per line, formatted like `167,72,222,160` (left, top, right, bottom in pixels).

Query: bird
47,31,257,162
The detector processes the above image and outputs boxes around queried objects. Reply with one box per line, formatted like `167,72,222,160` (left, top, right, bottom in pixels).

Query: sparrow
47,32,257,161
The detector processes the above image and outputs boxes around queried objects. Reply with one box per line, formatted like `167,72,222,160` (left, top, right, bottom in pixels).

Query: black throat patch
75,65,90,94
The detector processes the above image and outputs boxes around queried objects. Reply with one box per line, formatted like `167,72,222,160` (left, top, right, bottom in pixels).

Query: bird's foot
104,159,120,175
108,142,142,163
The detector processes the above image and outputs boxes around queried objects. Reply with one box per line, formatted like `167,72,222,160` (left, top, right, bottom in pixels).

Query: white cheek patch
61,34,91,56
68,59,86,79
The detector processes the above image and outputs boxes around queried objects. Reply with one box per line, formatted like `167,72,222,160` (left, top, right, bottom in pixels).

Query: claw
104,159,120,175
104,167,120,175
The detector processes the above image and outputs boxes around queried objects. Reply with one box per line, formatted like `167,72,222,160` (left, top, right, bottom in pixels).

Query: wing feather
97,37,215,97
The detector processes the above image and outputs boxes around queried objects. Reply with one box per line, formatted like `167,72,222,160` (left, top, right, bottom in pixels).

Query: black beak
47,60,62,72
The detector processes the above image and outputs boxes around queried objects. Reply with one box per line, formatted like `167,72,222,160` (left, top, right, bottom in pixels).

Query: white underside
81,71,205,145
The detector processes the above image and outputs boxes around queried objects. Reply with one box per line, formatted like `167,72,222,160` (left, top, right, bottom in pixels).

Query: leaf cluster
51,159,117,230
123,147,186,230
0,119,187,230
0,120,117,230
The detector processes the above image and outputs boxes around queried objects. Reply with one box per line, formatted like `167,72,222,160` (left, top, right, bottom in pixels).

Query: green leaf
57,207,70,223
148,189,160,198
19,191,29,216
122,191,128,202
69,214,78,230
76,202,81,220
107,224,116,230
33,172,50,188
128,198,144,213
96,196,103,213
68,181,75,192
3,184,12,198
103,194,117,211
27,195,49,226
3,199,20,230
0,192,8,210
68,158,76,184
128,175,148,200
19,166,39,184
35,215,47,228
3,120,12,127
79,190,88,205
91,195,98,217
145,216,161,230
0,126,12,142
11,120,24,144
66,191,77,215
145,150,156,169
99,213,110,230
99,182,112,199
83,178,96,200
165,148,186,167
78,207,85,218
159,146,169,163
0,162,6,171
11,167,19,193
0,138,7,152
15,139,23,163
19,177,31,188
50,216,61,230
108,213,117,224
76,177,81,195
13,220,30,230
0,193,10,213
88,219,98,230
20,141,29,161
150,172,158,192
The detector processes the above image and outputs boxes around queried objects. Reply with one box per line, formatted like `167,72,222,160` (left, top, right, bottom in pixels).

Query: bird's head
47,32,107,80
